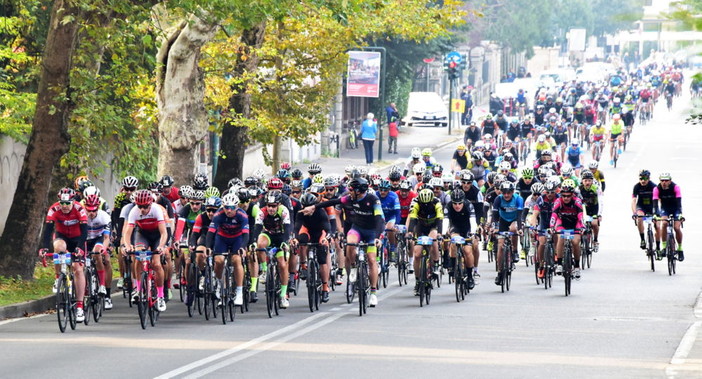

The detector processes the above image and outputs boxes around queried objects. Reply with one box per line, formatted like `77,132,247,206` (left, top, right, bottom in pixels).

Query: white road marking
0,313,49,326
665,289,702,378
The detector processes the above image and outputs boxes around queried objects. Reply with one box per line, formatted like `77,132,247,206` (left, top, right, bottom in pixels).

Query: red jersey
163,186,180,205
396,190,418,219
46,202,88,238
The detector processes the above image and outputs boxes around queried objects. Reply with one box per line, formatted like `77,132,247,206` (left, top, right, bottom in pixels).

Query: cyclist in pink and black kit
653,172,684,261
549,179,584,280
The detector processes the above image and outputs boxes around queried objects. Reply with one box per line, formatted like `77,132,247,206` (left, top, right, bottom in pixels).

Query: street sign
445,51,462,63
451,99,465,113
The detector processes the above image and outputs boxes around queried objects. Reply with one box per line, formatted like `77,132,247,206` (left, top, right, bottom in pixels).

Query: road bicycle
298,242,324,313
264,247,285,318
219,251,236,325
634,215,657,272
580,217,595,270
450,235,473,302
497,231,515,293
663,215,684,276
346,242,371,316
396,225,409,287
131,250,159,329
42,250,78,333
414,236,436,307
556,230,578,297
83,250,105,325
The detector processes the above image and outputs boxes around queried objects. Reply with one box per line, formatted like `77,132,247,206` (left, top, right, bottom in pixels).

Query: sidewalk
316,107,489,174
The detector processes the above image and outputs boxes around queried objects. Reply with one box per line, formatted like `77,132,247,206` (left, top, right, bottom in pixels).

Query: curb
0,295,54,320
372,131,463,174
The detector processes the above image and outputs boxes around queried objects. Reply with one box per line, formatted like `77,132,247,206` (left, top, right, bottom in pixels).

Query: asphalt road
1,94,701,379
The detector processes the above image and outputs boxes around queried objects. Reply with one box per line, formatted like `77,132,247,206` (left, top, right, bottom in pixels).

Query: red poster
346,51,381,98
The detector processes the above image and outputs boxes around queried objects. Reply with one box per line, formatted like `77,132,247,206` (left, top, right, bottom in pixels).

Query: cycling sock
676,243,683,251
594,237,598,242
574,261,580,268
322,282,329,291
280,284,288,296
236,286,243,295
77,301,83,309
473,267,479,274
656,241,660,250
433,260,440,268
97,270,105,286
662,241,667,249
371,287,377,294
106,288,111,298
260,262,268,273
450,257,456,268
557,258,563,265
135,279,141,292
639,233,645,242
157,286,164,298
250,277,258,291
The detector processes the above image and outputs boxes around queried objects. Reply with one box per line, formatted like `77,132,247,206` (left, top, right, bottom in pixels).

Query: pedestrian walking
388,115,399,154
361,112,378,164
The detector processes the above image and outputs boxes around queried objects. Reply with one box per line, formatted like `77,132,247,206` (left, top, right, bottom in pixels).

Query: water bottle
53,253,60,265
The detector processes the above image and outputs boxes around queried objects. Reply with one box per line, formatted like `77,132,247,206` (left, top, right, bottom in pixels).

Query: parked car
402,92,448,127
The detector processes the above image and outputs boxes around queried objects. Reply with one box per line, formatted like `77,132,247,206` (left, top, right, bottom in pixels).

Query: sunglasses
59,201,72,206
660,179,671,182
137,205,150,209
325,187,336,191
452,202,463,205
267,204,278,208
224,206,237,210
292,190,301,194
379,188,390,192
639,177,649,181
561,194,573,198
206,208,217,213
124,187,136,191
461,181,472,185
190,202,202,206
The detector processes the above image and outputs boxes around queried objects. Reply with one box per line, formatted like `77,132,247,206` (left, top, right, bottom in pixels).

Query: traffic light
448,61,459,80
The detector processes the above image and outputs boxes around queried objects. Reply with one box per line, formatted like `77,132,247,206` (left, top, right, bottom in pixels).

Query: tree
0,0,82,279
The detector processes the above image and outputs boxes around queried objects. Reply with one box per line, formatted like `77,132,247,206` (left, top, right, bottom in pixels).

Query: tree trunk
0,0,81,279
156,14,217,185
214,22,266,189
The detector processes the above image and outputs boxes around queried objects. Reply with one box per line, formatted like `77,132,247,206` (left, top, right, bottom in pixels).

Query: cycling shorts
554,134,568,145
413,223,438,237
86,237,106,252
54,233,85,254
213,234,245,256
610,133,621,141
636,205,654,215
659,208,682,219
135,230,161,251
348,225,377,244
585,204,599,217
498,218,517,232
259,232,288,250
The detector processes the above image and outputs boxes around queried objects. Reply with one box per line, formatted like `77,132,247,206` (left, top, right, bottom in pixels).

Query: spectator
385,102,399,124
361,112,378,164
460,86,473,125
387,112,399,154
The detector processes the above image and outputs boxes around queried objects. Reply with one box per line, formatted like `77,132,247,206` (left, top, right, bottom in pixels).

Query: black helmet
460,171,474,182
236,187,250,203
639,169,650,178
290,168,303,179
193,173,208,190
450,189,465,202
388,171,402,181
148,181,163,193
228,178,243,188
500,181,515,192
581,170,594,180
244,176,258,187
348,178,369,192
265,190,283,204
300,193,318,207
160,175,175,187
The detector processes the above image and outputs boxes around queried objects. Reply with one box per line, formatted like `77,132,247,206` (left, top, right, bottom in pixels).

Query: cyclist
653,173,684,261
589,121,607,161
632,169,657,251
159,175,179,204
377,180,401,261
404,148,422,177
183,196,219,304
250,191,292,308
565,139,584,172
122,190,168,312
293,193,332,302
491,181,523,285
516,167,535,201
534,134,552,160
481,114,498,139
429,177,450,208
42,188,89,322
530,181,559,280
550,179,584,279
407,188,444,296
446,189,476,290
451,144,469,171
463,121,482,150
589,161,606,192
609,113,624,166
112,176,139,289
206,194,249,307
84,194,114,310
577,171,602,250
421,148,437,170
467,151,489,188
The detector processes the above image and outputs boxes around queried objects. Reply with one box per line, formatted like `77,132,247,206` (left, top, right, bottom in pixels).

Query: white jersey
87,210,111,240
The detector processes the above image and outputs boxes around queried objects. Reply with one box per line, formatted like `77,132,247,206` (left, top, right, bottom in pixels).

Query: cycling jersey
127,203,165,233
377,190,401,224
189,212,213,246
578,183,601,216
86,210,111,241
533,194,559,230
610,120,624,135
534,142,551,153
408,199,444,227
550,197,584,230
209,208,250,239
482,120,497,136
46,202,88,239
632,181,656,211
254,204,291,236
592,169,606,191
653,182,682,214
591,126,606,139
492,195,524,223
520,122,534,138
446,201,473,236
396,190,418,221
566,146,582,167
317,193,384,235
467,160,489,181
516,178,534,201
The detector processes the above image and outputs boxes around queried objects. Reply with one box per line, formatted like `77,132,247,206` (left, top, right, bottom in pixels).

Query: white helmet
83,186,100,198
413,163,425,174
222,193,240,207
411,147,421,159
429,178,443,188
441,172,454,182
483,133,492,140
548,175,562,185
537,135,546,142
499,161,511,171
474,140,485,149
561,165,574,177
253,168,266,180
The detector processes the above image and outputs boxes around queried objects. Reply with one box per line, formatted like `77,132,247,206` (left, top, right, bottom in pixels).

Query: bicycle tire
94,294,104,323
221,267,229,325
203,269,211,321
424,255,432,305
83,270,93,326
149,277,158,327
500,242,509,293
56,275,68,333
196,269,203,315
186,264,196,317
346,272,355,304
545,243,554,290
137,273,147,329
358,261,368,316
179,257,186,302
307,254,317,313
68,278,77,330
273,266,281,316
454,255,463,302
647,227,655,272
667,235,675,276
505,242,512,292
419,255,426,307
265,265,275,318
564,244,572,296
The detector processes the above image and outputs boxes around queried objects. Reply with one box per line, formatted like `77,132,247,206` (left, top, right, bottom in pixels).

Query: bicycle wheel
647,228,655,272
273,267,281,316
667,236,675,276
501,244,509,293
93,293,104,323
149,277,159,327
56,276,68,333
83,270,93,326
424,256,432,305
544,243,554,290
345,270,355,304
137,273,147,329
564,245,572,297
178,257,186,302
358,261,368,316
307,256,317,313
203,269,211,321
419,255,426,307
124,266,133,308
265,266,275,318
68,278,77,330
505,243,512,292
454,256,463,303
186,264,196,317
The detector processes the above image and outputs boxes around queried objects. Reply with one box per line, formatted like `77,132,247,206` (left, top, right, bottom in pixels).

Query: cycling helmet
193,173,208,190
147,181,163,193
378,179,391,190
500,181,515,192
456,144,467,151
521,167,534,179
388,171,402,181
541,149,552,157
77,179,94,194
74,175,90,191
290,180,303,189
503,152,514,162
548,116,557,123
499,161,511,171
204,186,221,199
283,185,292,196
613,113,621,120
613,97,621,103
483,133,493,140
399,180,412,191
561,166,574,177
411,147,422,159
252,168,266,180
422,171,432,183
442,172,454,183
548,175,562,186
575,103,584,109
266,191,283,204
300,193,318,207
485,113,493,120
290,168,303,180
57,188,75,202
544,181,558,192
537,134,546,142
228,178,243,188
417,188,434,203
307,183,325,195
205,196,222,208
323,176,339,187
267,177,284,190
159,175,175,187
432,164,443,175
639,169,651,178
280,161,292,171
486,172,498,185
277,169,291,180
421,148,432,157
497,110,504,117
560,179,576,192
413,163,425,174
472,152,483,161
84,194,101,211
474,141,485,149
134,190,154,206
659,172,672,181
571,139,580,146
236,187,250,203
460,171,474,182
588,161,598,170
450,189,465,202
308,163,321,174
312,173,324,184
531,182,544,195
357,166,368,176
179,185,193,199
348,178,369,192
191,190,205,201
222,193,239,207
581,170,594,180
83,186,100,198
429,177,443,188
122,176,139,188
244,176,259,187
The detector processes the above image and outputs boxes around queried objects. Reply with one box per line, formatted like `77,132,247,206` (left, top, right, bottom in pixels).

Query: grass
0,263,55,307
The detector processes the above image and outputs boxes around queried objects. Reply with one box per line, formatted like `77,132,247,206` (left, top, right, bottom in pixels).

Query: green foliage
0,263,53,306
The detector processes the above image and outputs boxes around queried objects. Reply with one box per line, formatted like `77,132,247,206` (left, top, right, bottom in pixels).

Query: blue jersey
208,208,250,239
493,194,524,222
376,190,401,224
